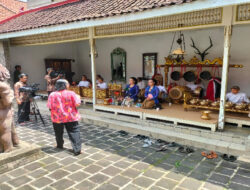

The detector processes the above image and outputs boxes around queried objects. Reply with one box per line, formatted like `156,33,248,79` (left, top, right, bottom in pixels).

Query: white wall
10,42,81,90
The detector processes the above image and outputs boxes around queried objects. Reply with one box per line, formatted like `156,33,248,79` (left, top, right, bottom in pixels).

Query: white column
218,25,232,130
88,27,96,105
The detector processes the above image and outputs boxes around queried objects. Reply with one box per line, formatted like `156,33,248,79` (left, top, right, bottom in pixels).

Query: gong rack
159,56,243,88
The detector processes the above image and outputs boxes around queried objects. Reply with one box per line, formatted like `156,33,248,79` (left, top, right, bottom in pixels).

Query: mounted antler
190,37,213,61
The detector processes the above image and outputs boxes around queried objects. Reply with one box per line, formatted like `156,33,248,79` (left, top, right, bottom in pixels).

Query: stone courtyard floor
1,114,250,190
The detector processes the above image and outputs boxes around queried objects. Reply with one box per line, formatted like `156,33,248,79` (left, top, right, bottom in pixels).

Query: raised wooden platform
94,104,219,131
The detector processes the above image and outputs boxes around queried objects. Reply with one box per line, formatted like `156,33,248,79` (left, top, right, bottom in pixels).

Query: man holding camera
44,68,60,96
14,73,30,124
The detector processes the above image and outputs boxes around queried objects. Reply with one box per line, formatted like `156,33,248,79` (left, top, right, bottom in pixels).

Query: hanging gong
183,71,196,82
170,71,181,81
200,71,212,80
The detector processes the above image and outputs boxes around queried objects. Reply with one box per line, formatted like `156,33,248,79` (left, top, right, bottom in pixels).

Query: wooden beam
89,27,97,105
218,25,232,130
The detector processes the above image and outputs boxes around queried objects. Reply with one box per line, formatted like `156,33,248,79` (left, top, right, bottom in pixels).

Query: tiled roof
0,0,27,21
0,0,194,34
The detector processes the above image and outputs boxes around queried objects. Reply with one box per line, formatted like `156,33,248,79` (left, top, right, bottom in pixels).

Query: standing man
44,68,59,96
14,73,30,124
47,79,82,156
13,65,21,84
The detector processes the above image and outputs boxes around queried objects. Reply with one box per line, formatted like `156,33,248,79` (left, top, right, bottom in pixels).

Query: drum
183,71,196,82
170,71,181,81
169,86,192,103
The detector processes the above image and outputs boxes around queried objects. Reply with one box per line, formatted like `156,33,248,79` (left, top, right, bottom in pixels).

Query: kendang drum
169,86,191,103
183,71,196,82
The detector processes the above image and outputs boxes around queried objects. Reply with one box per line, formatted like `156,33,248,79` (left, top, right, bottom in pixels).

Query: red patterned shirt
47,90,81,123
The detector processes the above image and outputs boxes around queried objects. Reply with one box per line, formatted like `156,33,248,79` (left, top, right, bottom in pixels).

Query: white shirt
226,92,250,104
137,81,145,89
186,83,204,91
96,80,100,84
98,82,107,89
78,81,90,87
157,85,166,93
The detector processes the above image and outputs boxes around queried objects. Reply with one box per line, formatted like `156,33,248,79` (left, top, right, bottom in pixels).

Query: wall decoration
111,48,126,81
143,53,157,79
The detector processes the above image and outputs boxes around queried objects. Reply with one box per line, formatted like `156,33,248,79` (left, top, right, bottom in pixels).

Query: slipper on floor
222,154,230,161
178,146,186,153
186,147,194,153
156,146,168,152
229,155,237,162
168,142,177,147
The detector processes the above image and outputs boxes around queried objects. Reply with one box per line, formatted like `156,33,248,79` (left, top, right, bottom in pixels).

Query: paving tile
236,168,250,178
231,174,250,186
48,169,70,180
27,169,48,178
95,159,113,167
188,171,208,181
156,178,178,189
132,162,151,171
31,177,53,188
95,183,119,190
214,166,235,176
17,185,36,190
64,164,82,172
75,180,97,190
43,163,62,172
50,178,75,189
109,175,131,187
133,176,155,188
149,186,166,190
123,184,143,190
7,176,32,187
203,182,226,190
228,182,250,190
0,184,12,190
143,169,165,179
101,166,122,176
89,173,109,183
113,160,132,169
68,171,89,181
208,173,230,185
179,178,202,190
78,158,95,167
84,165,103,174
220,161,238,169
122,168,141,178
0,174,11,183
24,162,43,171
8,168,28,177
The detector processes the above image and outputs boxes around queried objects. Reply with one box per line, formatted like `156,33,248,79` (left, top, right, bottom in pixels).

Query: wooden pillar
88,27,97,105
218,25,232,130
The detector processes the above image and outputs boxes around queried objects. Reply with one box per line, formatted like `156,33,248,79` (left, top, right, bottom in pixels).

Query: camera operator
14,73,30,124
44,68,60,96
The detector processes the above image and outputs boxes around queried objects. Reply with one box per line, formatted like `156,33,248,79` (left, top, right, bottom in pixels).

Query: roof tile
0,0,194,34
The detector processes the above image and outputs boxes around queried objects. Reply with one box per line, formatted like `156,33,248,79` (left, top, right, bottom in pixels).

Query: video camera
50,70,65,79
19,83,40,97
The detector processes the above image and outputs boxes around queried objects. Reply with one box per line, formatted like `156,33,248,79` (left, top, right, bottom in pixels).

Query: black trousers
18,101,30,123
53,121,82,153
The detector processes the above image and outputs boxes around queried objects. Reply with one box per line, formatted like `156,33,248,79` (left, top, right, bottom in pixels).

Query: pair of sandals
178,146,194,154
118,130,128,137
222,154,237,162
134,134,148,140
201,151,218,159
156,142,178,152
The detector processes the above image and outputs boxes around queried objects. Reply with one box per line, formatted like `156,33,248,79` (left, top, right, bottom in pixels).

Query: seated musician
96,75,102,84
137,77,145,89
97,77,107,89
156,81,167,102
226,86,249,104
78,75,90,87
186,79,204,98
142,79,160,109
124,77,139,102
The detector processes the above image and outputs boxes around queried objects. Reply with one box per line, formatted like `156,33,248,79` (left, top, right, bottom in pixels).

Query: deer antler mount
190,37,213,61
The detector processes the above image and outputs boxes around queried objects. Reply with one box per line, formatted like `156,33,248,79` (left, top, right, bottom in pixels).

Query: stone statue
0,64,19,153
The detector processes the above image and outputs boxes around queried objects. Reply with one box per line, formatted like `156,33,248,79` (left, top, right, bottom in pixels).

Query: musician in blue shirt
142,79,160,109
124,77,139,101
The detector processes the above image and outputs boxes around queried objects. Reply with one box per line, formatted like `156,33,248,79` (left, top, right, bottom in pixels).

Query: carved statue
0,64,19,153
190,37,213,61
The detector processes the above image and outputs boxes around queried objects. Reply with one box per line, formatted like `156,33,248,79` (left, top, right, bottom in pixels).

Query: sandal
186,147,194,153
222,154,229,161
229,155,237,162
210,151,218,158
178,146,186,153
156,145,168,152
201,152,207,157
168,142,177,147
